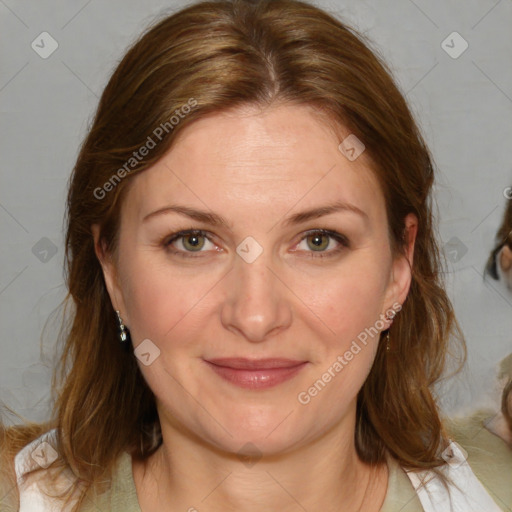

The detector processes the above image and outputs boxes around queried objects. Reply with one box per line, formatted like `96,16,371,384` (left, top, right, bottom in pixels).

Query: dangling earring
385,329,391,352
384,308,398,353
115,310,131,351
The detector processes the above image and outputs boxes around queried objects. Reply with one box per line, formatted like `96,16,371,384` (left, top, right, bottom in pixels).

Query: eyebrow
142,200,369,228
282,200,368,227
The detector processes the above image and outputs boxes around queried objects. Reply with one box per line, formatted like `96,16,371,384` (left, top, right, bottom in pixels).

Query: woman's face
96,103,416,455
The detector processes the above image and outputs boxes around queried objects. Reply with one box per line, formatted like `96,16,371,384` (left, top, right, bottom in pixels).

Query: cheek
294,268,388,408
291,258,389,341
120,253,220,345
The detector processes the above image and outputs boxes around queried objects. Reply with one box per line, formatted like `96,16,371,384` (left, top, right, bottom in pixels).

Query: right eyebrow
142,205,232,229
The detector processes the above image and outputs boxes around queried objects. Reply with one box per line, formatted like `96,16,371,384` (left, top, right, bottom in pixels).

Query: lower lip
204,361,307,389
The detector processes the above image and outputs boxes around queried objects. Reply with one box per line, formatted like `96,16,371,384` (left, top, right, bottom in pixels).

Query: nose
220,252,293,343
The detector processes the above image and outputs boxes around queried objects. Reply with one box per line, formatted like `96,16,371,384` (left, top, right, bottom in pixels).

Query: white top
404,440,504,512
14,429,505,512
14,429,79,512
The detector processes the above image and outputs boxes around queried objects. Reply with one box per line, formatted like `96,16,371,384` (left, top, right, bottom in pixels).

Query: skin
502,246,512,271
93,103,417,512
500,245,512,289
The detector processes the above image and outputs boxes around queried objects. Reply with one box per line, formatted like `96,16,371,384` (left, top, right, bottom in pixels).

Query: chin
215,429,304,459
197,409,307,457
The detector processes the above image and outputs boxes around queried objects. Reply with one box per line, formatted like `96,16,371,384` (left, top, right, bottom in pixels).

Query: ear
91,223,127,319
383,213,418,318
500,245,512,272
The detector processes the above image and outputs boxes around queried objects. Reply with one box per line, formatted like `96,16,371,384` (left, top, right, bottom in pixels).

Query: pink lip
204,358,308,389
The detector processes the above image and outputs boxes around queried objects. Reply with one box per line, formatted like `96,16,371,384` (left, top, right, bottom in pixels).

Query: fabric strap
404,440,504,512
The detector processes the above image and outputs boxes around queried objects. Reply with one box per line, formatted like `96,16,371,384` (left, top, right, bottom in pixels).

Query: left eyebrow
282,200,369,227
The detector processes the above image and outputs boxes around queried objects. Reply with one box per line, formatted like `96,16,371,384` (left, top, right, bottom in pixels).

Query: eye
163,228,349,259
294,229,349,257
164,229,217,257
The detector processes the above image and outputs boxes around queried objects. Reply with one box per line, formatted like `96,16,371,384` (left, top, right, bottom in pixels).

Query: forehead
123,104,384,227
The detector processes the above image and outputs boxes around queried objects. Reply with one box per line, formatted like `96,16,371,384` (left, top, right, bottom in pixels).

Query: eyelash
162,228,350,259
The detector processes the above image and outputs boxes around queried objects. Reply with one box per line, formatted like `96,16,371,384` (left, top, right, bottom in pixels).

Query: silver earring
385,329,391,352
384,310,397,352
115,310,131,349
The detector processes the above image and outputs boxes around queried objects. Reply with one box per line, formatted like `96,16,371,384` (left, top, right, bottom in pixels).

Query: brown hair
1,0,466,508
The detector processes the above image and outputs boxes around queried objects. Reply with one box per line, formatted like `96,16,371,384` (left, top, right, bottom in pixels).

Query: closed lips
205,358,306,369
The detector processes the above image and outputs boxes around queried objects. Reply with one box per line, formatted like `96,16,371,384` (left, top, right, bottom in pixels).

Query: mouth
203,358,308,389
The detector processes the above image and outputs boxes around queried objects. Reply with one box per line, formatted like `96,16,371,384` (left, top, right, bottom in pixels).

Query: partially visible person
482,188,512,450
486,189,512,289
480,353,512,447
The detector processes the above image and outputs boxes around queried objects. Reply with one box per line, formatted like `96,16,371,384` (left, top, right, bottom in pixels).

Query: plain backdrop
1,0,511,425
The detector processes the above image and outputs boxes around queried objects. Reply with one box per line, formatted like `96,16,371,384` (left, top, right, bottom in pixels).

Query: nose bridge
236,254,274,302
220,248,292,342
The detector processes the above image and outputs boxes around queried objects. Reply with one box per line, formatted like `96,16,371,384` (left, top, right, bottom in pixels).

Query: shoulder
16,429,140,512
14,428,60,482
1,422,68,510
8,427,140,512
12,428,75,511
6,427,93,512
445,408,512,510
79,451,140,512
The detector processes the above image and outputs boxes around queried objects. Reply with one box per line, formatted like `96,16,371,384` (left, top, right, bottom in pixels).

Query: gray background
1,0,511,425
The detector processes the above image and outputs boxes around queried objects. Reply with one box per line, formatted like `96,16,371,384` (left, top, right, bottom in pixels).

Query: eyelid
165,228,214,244
164,229,218,257
292,229,350,256
300,228,349,245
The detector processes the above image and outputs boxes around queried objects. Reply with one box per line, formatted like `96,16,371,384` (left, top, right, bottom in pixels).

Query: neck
133,407,388,512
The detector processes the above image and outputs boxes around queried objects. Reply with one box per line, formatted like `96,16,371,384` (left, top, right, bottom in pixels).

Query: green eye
165,229,213,255
295,229,350,258
164,228,349,260
306,233,330,251
181,233,206,251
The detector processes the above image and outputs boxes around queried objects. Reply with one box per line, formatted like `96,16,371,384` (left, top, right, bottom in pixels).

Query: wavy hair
1,0,467,508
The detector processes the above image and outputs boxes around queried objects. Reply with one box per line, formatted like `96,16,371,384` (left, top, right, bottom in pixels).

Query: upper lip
205,358,307,370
